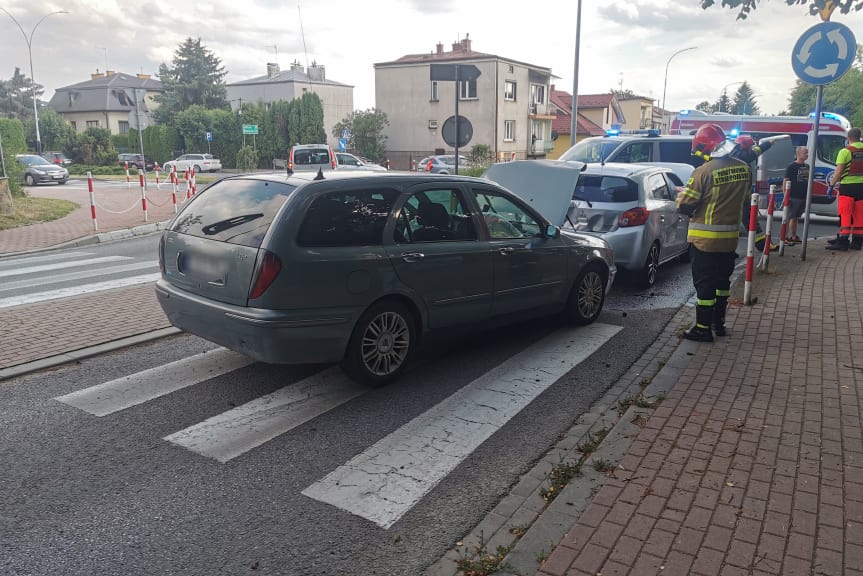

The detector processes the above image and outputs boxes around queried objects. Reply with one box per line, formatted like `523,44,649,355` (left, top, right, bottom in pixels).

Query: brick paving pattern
538,248,863,575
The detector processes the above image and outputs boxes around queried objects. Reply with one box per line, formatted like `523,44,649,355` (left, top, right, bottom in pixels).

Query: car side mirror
545,225,560,238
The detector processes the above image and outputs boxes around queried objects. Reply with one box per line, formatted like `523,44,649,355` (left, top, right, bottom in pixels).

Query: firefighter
677,124,754,342
827,127,863,251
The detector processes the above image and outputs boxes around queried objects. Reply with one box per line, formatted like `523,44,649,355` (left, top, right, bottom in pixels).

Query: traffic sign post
206,131,212,154
791,20,856,260
430,63,481,174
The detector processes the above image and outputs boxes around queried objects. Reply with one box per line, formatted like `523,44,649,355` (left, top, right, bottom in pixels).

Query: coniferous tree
154,37,228,124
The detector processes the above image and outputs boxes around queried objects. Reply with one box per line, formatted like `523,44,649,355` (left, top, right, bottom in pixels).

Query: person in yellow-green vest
676,124,753,342
827,127,863,251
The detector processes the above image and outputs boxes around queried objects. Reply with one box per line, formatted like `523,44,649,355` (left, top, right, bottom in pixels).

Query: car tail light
618,207,649,227
426,160,433,172
249,250,282,299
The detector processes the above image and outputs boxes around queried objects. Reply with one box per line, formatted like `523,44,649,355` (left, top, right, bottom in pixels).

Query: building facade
549,86,606,158
48,70,162,135
617,94,659,131
225,62,353,149
374,35,555,169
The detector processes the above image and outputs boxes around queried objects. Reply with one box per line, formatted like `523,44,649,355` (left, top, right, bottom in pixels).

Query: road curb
0,327,182,382
0,221,171,260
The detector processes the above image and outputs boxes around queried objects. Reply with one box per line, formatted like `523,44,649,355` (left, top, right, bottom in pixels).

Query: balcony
529,140,555,155
528,102,555,118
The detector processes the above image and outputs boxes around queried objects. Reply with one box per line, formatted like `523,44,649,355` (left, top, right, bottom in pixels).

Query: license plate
53,174,64,179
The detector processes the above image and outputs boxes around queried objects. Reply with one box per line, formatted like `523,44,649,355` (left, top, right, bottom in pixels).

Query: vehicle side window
659,141,697,166
472,189,541,239
664,173,684,199
647,173,672,200
297,189,399,247
394,189,476,243
617,142,652,163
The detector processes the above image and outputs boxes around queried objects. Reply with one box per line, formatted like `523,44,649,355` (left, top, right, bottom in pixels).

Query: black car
16,154,69,185
118,153,155,171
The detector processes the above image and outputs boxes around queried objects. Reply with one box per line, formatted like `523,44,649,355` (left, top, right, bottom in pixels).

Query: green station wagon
155,170,616,385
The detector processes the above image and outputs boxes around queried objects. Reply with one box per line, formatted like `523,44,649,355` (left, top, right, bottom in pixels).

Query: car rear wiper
573,195,593,207
202,213,264,235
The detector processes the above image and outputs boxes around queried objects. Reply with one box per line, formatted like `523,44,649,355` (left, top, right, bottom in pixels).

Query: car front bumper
29,171,68,184
155,279,358,365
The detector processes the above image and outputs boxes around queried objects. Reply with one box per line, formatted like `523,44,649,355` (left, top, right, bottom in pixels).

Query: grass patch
456,537,512,576
576,428,609,455
0,197,78,230
541,460,583,502
592,459,616,475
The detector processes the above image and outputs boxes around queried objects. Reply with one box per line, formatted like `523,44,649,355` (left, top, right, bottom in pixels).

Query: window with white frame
504,81,516,101
459,79,477,100
86,120,99,129
430,81,439,101
118,121,129,134
530,84,546,105
504,120,514,141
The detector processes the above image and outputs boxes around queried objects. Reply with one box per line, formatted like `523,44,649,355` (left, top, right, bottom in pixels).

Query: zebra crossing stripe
301,322,622,529
55,348,252,416
0,273,161,308
163,367,367,463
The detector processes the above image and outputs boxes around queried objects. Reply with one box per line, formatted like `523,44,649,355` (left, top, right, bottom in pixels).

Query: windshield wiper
202,213,264,235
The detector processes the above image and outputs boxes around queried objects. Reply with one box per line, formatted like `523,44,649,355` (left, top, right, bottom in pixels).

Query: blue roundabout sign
792,21,857,85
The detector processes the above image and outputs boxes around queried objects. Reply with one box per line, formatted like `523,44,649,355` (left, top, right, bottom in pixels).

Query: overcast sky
2,0,862,116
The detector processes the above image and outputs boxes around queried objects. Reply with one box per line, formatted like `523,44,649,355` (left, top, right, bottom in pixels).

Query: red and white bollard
411,159,417,172
744,193,759,305
125,161,131,188
87,171,98,231
184,168,191,199
778,180,791,257
139,169,148,222
171,166,178,213
758,184,776,271
155,162,161,189
190,167,196,195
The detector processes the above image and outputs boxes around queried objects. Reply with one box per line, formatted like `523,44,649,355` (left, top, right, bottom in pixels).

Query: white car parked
163,153,222,174
335,152,386,171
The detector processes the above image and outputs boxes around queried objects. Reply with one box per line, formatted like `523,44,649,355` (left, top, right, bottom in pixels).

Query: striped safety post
125,161,130,188
139,169,148,222
778,180,791,257
185,168,191,199
171,166,178,213
744,193,759,305
190,167,196,195
155,162,161,189
758,184,776,272
87,171,98,231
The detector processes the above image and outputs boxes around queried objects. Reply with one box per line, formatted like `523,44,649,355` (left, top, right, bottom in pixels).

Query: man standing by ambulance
676,124,752,342
827,127,863,251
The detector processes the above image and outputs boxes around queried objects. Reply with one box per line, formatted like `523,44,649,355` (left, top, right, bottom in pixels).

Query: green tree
24,107,75,151
331,108,389,162
786,45,863,126
731,82,761,115
701,0,863,20
695,100,715,113
0,67,42,120
294,92,327,144
715,91,733,113
0,117,26,196
154,37,228,124
69,127,116,165
236,145,258,172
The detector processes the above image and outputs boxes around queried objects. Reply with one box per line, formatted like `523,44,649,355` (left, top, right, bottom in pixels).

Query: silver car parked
155,170,616,386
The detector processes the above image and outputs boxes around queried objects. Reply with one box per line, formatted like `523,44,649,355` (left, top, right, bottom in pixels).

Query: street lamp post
719,81,744,113
660,46,697,130
0,8,68,155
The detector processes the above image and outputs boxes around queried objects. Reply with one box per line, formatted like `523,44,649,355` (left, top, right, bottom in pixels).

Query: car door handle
498,246,515,255
401,252,425,262
660,215,666,222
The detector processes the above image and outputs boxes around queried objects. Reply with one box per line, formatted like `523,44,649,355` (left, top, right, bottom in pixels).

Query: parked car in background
118,153,156,171
15,154,69,186
485,160,691,288
336,152,387,171
288,144,337,174
559,132,698,168
155,170,615,385
162,153,222,173
41,151,72,166
417,155,471,174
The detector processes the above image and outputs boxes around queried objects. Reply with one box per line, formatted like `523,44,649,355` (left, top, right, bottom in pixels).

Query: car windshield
818,135,847,165
560,140,621,163
18,155,52,167
575,175,639,203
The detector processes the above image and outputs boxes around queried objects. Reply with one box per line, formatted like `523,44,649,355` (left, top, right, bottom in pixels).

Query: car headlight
33,169,46,175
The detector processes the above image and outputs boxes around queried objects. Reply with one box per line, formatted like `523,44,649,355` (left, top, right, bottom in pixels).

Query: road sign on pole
792,21,856,85
338,138,347,151
430,63,481,82
242,124,259,135
206,131,213,142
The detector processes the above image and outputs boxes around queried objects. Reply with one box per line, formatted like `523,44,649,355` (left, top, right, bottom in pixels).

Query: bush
0,118,27,197
69,164,127,176
236,146,259,172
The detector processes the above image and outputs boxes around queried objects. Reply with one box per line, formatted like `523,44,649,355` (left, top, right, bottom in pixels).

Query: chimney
91,69,105,80
290,59,303,73
463,33,471,52
436,42,444,55
307,61,325,82
106,69,116,76
136,73,151,80
267,62,280,79
451,40,462,52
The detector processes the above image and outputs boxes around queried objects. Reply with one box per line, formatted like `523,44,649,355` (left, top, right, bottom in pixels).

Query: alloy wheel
577,270,604,319
361,311,411,377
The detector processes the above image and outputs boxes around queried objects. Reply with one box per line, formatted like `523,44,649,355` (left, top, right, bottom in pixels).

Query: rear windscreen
293,148,331,165
575,175,638,203
170,179,296,247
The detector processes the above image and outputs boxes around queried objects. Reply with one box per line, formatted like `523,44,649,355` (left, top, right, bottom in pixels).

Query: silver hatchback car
155,171,615,385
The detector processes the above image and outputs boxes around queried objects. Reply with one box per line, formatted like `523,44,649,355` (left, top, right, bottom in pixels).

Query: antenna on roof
298,6,313,92
266,44,278,65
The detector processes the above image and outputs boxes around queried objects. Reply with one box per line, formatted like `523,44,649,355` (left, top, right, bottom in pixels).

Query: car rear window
575,175,638,203
297,188,399,247
293,148,331,165
170,178,296,247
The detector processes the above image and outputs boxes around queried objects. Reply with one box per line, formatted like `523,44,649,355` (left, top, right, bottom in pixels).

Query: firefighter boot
713,296,729,337
826,237,849,251
850,238,862,251
827,234,841,245
684,305,714,342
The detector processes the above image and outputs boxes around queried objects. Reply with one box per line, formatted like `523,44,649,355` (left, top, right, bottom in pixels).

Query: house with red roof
548,87,626,158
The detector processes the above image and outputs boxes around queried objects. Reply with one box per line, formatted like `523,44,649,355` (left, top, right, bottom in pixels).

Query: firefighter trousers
691,248,736,330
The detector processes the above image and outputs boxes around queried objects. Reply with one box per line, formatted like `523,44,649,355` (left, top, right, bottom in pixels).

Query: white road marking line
302,322,622,529
0,256,130,278
0,251,94,267
55,348,252,417
164,367,367,463
0,272,160,308
0,261,158,293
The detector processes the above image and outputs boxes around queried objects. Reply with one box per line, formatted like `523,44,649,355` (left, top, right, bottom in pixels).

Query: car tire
640,242,660,288
193,164,202,173
341,300,416,387
678,243,693,263
25,174,35,186
566,265,606,326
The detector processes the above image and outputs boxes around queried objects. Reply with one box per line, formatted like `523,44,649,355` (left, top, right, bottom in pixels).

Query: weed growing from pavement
540,460,583,502
455,532,512,576
509,524,529,537
617,393,663,415
593,459,616,475
536,547,550,565
576,428,609,455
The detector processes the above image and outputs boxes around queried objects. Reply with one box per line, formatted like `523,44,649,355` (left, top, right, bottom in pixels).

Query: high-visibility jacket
839,142,863,181
677,156,752,252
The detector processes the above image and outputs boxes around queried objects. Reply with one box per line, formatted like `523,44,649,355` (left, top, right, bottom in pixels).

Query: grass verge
0,197,78,230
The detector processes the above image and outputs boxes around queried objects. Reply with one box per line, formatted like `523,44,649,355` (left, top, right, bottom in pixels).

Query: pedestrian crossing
0,249,159,308
51,322,621,528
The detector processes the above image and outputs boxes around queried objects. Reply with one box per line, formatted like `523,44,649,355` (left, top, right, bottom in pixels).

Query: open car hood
483,160,585,227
